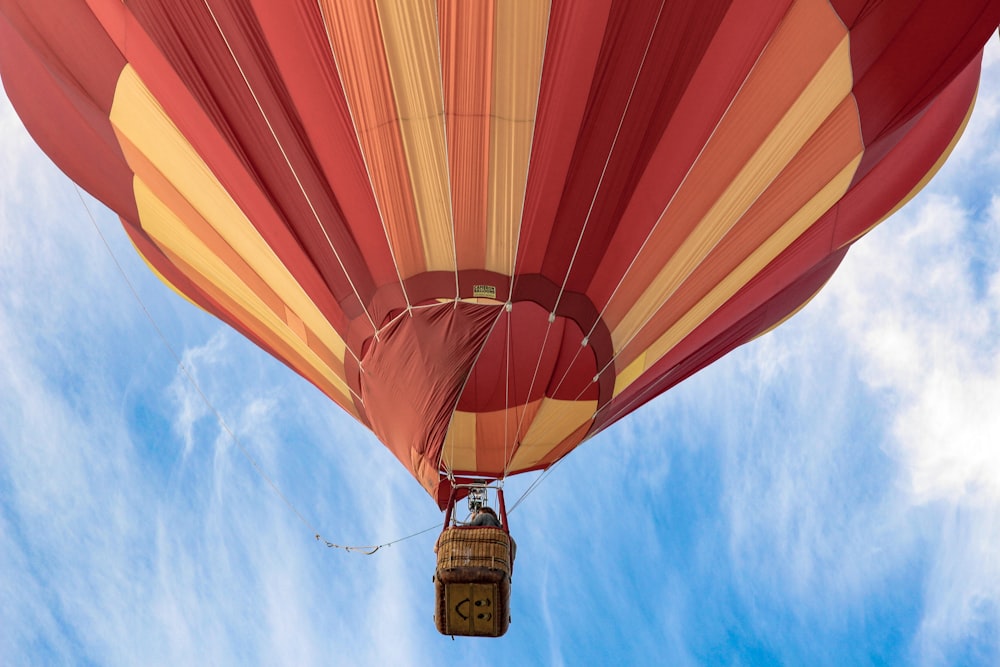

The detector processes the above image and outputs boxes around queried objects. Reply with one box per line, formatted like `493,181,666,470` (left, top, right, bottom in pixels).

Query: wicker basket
434,526,514,637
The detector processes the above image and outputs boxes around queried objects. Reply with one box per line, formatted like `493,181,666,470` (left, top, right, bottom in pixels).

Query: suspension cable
75,186,431,555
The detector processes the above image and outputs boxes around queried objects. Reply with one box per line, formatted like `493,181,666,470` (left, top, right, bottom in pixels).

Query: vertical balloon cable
545,0,667,318
505,1,669,446
436,304,507,475
502,303,513,478
503,0,669,429
432,0,461,301
563,9,788,398
198,0,380,342
501,0,552,285
584,13,852,393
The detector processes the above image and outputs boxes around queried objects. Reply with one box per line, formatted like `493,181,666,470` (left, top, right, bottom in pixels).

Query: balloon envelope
2,0,997,506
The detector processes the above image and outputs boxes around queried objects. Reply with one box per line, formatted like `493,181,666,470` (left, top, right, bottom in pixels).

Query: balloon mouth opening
346,274,618,500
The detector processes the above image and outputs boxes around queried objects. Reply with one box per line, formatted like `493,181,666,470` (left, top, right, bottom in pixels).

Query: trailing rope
75,186,431,555
319,522,441,555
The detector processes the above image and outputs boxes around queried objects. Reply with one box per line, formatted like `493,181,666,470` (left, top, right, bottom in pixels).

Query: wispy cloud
3,29,999,667
721,42,1000,662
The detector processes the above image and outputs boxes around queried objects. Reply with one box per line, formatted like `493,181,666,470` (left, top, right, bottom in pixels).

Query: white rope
507,0,554,285
578,14,796,394
74,186,426,554
546,0,668,317
432,0,462,302
436,303,508,473
314,0,413,317
502,301,514,477
545,7,789,405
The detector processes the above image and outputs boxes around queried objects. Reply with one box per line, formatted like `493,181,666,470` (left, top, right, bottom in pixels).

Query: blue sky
2,39,999,667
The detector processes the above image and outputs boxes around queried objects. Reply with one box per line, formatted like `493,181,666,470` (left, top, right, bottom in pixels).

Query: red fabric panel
837,0,1000,152
596,248,847,434
832,56,983,247
118,0,366,333
547,320,600,402
538,0,734,293
583,0,793,313
516,0,613,275
454,302,593,413
0,0,121,106
456,302,558,412
250,0,402,290
0,1,135,220
360,304,501,495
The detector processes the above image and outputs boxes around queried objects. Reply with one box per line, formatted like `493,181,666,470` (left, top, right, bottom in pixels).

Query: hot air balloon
2,0,998,636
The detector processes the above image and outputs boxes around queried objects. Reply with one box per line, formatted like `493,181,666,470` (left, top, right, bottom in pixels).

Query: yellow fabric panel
440,1,492,271
611,33,853,352
486,0,549,274
320,0,427,278
613,352,647,398
377,0,455,274
441,410,478,472
131,177,355,405
837,94,977,247
642,155,862,368
507,398,596,470
109,65,348,365
132,241,204,312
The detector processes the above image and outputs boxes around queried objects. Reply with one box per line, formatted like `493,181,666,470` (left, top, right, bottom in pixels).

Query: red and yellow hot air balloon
2,0,998,508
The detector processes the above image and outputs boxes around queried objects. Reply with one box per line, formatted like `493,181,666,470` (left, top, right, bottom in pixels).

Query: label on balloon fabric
473,285,497,299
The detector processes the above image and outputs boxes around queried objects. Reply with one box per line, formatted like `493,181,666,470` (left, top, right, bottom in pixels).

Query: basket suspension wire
79,182,553,545
75,186,437,555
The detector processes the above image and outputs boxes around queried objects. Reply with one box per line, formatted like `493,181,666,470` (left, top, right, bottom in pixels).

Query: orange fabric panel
440,0,493,271
376,0,455,275
319,0,426,279
486,0,549,275
474,408,516,474
604,0,849,342
616,95,863,373
149,234,356,416
115,133,285,321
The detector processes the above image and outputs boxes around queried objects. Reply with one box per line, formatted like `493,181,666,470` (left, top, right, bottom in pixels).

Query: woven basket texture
435,527,512,575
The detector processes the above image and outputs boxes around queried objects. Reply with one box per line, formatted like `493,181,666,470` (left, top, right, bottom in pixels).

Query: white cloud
2,22,999,667
818,42,1000,659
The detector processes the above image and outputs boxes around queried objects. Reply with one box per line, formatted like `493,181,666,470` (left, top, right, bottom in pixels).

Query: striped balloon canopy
2,0,997,505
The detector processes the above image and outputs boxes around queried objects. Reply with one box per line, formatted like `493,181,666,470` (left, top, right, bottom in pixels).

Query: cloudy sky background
2,37,998,666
